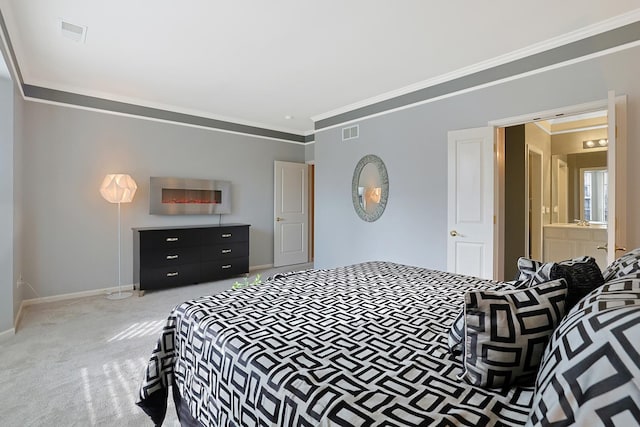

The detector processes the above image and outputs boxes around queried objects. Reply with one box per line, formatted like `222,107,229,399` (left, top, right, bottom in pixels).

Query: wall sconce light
583,139,607,149
100,174,138,300
365,187,382,204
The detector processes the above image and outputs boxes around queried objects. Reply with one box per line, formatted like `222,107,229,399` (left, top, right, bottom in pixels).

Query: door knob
450,230,458,237
276,217,284,222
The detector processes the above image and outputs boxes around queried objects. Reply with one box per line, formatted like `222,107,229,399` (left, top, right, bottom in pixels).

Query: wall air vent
60,19,87,43
342,125,359,141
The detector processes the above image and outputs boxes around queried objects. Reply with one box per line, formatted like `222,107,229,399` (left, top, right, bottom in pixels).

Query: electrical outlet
16,275,25,289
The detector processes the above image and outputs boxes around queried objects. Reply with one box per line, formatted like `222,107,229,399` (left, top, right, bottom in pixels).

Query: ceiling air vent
60,19,87,43
342,124,359,141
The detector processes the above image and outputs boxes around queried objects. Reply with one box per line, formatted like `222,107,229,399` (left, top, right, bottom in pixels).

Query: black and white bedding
137,262,534,426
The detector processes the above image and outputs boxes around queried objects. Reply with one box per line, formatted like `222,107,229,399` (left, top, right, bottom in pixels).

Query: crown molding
312,8,640,123
25,94,311,145
23,77,310,137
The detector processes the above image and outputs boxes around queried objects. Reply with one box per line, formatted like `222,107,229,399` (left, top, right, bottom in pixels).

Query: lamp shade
100,174,137,203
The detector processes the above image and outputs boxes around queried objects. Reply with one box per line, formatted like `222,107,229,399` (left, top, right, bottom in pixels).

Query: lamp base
106,291,133,300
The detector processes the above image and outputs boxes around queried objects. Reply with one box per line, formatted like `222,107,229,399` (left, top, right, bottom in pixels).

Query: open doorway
499,108,611,279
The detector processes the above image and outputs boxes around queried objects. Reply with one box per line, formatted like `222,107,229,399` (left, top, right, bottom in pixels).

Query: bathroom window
581,168,607,223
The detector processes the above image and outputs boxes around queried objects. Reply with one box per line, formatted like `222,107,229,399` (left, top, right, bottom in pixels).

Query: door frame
306,160,315,263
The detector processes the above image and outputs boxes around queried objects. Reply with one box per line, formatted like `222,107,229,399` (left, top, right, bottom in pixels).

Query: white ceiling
1,1,640,135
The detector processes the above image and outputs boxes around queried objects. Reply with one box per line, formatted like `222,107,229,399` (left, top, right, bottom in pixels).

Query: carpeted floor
0,263,312,427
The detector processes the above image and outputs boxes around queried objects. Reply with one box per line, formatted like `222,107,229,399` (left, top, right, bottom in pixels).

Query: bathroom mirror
352,154,389,222
548,111,609,225
551,151,607,224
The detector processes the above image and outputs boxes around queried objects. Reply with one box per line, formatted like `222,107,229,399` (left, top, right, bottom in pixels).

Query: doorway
496,102,619,280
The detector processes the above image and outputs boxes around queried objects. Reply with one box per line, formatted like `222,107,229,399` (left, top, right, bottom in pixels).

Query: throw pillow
448,309,465,353
448,281,527,354
552,256,605,309
601,247,640,282
457,279,568,388
516,257,544,281
527,277,640,426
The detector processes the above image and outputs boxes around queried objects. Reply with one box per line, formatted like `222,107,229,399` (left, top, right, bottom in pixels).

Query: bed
137,262,534,425
138,256,640,426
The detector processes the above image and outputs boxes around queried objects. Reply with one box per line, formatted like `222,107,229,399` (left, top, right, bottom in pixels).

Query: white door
274,161,308,267
447,127,495,279
607,91,628,263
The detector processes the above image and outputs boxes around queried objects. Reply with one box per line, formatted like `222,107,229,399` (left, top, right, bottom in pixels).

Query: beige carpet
0,264,312,427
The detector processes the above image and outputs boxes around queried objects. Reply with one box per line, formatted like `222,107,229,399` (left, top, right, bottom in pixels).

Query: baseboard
14,301,25,331
21,283,135,308
0,328,15,340
249,264,273,272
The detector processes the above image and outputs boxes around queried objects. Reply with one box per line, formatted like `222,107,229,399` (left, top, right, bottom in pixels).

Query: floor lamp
100,174,137,300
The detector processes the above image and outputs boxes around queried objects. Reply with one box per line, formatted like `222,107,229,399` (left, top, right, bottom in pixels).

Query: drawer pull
166,255,179,260
166,272,179,277
221,264,232,269
166,237,179,242
221,233,232,238
221,249,232,254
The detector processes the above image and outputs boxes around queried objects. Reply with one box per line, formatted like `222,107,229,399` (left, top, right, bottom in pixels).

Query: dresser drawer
201,242,249,261
139,263,200,289
202,226,249,244
140,246,200,267
201,258,249,281
140,229,200,249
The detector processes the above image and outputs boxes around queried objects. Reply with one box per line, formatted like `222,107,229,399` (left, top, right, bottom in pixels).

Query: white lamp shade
100,174,137,203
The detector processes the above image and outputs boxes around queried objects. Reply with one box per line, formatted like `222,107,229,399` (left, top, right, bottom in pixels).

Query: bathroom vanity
543,223,607,270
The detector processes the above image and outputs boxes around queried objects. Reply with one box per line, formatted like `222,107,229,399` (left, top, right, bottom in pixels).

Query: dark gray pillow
457,279,568,388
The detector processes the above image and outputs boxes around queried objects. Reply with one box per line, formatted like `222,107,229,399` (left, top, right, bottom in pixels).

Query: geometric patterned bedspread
137,261,534,426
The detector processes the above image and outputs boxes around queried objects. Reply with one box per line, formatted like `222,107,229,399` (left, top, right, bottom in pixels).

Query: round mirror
352,154,389,222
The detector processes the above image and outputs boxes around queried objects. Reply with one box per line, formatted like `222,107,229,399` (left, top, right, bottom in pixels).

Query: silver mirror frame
352,154,389,222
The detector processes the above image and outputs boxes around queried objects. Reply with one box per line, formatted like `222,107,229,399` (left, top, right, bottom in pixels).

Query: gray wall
305,142,315,163
20,102,304,298
504,125,526,280
12,82,23,325
314,45,640,271
0,76,14,332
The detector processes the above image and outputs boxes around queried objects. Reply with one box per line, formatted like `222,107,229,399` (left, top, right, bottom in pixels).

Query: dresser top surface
132,223,250,232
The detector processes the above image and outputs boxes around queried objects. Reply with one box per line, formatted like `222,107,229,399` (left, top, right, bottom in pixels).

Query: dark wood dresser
133,224,250,292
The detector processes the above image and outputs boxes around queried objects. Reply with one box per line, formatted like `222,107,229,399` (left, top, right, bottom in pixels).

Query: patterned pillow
448,309,465,353
457,279,568,388
601,247,640,282
517,257,544,281
448,281,527,354
526,277,640,426
524,256,604,311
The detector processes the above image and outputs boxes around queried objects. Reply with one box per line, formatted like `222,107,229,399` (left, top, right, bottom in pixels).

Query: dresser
133,224,250,293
